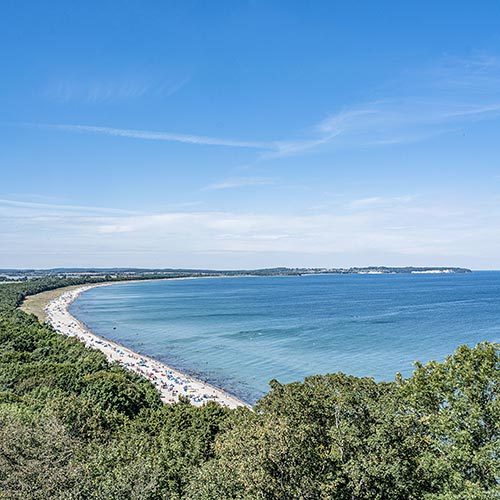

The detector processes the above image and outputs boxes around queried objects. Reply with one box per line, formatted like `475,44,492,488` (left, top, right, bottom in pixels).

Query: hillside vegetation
0,278,498,499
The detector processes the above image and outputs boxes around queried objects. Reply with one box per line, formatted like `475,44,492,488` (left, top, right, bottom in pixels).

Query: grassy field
20,284,84,322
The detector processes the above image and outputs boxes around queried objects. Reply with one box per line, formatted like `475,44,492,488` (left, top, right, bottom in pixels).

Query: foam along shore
45,284,249,409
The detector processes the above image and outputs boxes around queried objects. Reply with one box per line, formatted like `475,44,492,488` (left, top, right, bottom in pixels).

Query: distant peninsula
0,266,472,281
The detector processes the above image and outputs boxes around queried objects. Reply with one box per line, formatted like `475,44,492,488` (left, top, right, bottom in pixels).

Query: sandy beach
44,283,250,409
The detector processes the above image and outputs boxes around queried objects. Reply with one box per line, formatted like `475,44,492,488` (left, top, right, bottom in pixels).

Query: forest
0,278,498,499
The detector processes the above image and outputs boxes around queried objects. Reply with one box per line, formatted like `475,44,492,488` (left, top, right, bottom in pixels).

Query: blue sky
2,1,500,269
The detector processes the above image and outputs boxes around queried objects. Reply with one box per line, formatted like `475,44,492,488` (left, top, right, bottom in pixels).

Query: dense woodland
0,278,498,499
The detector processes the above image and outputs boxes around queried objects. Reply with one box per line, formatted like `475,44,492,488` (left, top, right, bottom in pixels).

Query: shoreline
44,280,251,409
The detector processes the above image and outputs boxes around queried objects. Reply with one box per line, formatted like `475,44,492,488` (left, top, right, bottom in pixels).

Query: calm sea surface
70,272,500,403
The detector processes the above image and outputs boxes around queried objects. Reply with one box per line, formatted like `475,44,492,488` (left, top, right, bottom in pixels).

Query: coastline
44,281,250,409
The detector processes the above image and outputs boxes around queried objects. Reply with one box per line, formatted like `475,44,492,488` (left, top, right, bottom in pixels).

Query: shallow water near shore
70,272,500,404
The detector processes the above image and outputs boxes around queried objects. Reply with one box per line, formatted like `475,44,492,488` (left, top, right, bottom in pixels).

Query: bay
70,272,500,404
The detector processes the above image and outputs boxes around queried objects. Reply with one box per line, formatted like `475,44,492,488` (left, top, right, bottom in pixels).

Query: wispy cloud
269,99,500,158
43,75,190,103
202,177,276,191
33,123,275,150
31,55,500,157
0,198,139,215
349,196,415,209
158,76,192,97
267,56,500,157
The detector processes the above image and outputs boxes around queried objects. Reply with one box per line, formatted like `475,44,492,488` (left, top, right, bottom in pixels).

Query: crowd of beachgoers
44,286,247,409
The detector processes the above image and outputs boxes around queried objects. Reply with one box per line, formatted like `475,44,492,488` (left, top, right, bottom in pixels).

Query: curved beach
44,283,249,409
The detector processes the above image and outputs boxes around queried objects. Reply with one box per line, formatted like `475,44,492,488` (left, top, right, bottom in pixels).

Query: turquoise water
70,272,500,403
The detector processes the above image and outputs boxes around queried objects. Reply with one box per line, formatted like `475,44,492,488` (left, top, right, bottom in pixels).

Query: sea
69,272,500,404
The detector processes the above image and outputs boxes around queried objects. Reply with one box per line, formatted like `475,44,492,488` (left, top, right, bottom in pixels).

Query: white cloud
2,196,500,268
43,75,191,103
30,56,500,158
349,196,414,209
267,56,500,158
35,123,274,150
202,177,276,190
0,198,139,215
